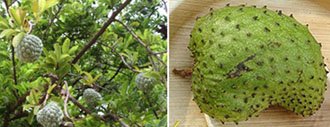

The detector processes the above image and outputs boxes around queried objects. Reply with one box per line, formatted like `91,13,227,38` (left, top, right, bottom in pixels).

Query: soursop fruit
189,5,327,123
82,88,102,107
135,72,156,92
36,101,64,127
15,34,43,62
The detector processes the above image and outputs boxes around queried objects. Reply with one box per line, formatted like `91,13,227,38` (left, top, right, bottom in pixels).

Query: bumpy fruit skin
135,73,155,92
189,5,327,123
83,88,102,106
15,34,43,62
36,102,64,127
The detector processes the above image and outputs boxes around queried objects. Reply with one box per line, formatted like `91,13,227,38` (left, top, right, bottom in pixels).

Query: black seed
285,70,290,74
196,17,200,20
302,94,306,97
198,28,202,32
211,28,215,32
190,34,192,38
290,14,294,18
226,3,230,7
236,24,240,30
245,47,249,51
247,33,252,37
262,98,265,101
263,5,267,8
209,8,213,11
279,81,284,84
278,10,282,15
293,23,297,27
284,57,288,61
253,16,258,20
233,95,237,98
264,27,270,32
256,104,260,108
201,39,205,43
240,4,245,7
306,24,309,27
224,114,230,119
234,121,238,125
252,5,256,8
307,40,311,43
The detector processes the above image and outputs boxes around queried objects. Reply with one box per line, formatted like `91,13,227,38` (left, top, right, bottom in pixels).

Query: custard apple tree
0,0,167,127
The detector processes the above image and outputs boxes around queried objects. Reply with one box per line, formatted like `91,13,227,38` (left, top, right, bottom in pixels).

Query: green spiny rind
190,6,326,122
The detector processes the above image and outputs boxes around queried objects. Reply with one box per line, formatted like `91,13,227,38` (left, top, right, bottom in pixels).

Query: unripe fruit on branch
15,34,43,62
36,101,64,127
135,72,156,92
82,88,102,107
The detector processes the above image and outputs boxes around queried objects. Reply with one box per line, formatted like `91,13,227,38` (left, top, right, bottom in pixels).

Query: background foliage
0,0,167,126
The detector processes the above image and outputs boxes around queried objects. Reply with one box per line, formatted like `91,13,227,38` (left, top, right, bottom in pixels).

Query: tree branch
71,0,132,64
114,19,166,67
42,2,64,40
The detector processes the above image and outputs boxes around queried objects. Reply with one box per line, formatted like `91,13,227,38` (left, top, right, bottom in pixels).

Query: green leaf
44,0,59,10
62,38,70,53
54,43,62,60
73,64,82,73
0,29,16,38
32,0,39,18
9,8,26,26
68,45,79,55
12,32,25,47
0,17,9,29
47,84,57,94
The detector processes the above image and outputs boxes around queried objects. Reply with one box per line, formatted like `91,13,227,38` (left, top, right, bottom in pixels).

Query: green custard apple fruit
83,88,102,107
189,5,327,123
15,34,43,62
135,72,155,92
36,101,64,127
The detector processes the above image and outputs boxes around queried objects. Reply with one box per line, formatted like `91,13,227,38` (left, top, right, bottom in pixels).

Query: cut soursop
189,5,327,123
15,34,43,62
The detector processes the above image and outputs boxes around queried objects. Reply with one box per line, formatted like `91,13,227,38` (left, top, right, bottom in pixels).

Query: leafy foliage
0,0,167,126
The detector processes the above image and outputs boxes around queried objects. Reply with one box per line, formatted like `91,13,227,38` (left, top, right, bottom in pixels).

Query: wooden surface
169,0,330,127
